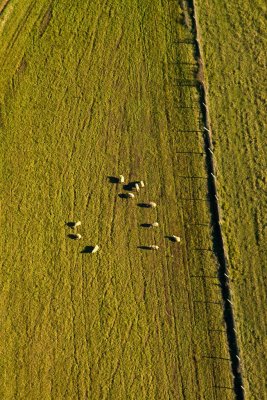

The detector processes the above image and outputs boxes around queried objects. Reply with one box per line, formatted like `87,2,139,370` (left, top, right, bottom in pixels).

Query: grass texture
0,0,242,399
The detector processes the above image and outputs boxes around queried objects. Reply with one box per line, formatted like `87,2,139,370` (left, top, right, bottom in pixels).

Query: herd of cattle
67,175,181,253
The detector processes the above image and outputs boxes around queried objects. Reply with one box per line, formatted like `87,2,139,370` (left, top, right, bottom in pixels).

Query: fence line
184,1,246,399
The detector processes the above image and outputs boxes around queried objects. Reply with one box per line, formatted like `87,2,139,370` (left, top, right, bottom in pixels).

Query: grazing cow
73,233,82,240
139,180,145,188
148,201,157,208
91,245,99,253
151,222,159,228
119,175,125,183
73,221,81,228
119,192,135,199
171,235,181,242
134,183,140,192
149,245,159,250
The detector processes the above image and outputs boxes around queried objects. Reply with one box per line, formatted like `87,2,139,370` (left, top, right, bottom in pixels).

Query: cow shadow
118,193,130,199
165,236,179,242
108,176,119,183
81,246,95,253
68,234,80,240
66,221,76,228
140,223,151,228
123,181,139,191
137,203,150,208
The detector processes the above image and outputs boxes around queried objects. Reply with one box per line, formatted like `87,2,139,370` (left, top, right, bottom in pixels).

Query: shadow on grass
81,246,95,254
123,183,133,191
140,223,151,228
68,234,80,240
107,176,119,183
123,181,139,191
203,355,230,360
66,221,76,228
137,203,150,208
118,193,133,199
190,275,217,279
165,235,177,242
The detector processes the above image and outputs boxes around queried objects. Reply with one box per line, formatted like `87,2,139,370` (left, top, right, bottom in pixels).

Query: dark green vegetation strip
195,0,267,399
0,1,238,399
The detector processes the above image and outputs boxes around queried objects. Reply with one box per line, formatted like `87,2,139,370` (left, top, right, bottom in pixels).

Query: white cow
134,183,140,192
148,245,159,250
139,180,145,188
91,245,99,253
171,235,181,243
73,233,82,240
119,175,125,183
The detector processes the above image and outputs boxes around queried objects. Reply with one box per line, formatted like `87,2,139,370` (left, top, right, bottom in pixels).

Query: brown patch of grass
0,0,9,15
180,0,192,30
196,57,204,85
16,56,27,75
39,5,53,37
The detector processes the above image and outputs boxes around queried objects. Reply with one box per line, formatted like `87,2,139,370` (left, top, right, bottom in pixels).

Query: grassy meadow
0,0,245,399
195,0,267,399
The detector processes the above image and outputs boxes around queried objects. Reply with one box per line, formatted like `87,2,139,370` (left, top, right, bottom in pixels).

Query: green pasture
1,1,236,399
195,0,267,398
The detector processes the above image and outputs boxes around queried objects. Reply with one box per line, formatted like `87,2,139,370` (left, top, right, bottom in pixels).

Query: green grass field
195,1,267,398
1,0,265,399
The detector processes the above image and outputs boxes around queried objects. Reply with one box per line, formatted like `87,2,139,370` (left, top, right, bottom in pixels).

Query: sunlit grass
0,1,237,399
